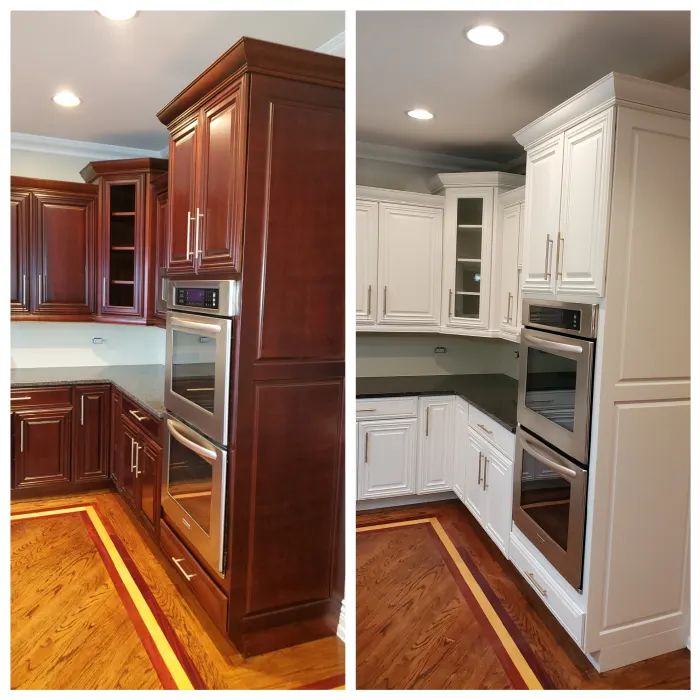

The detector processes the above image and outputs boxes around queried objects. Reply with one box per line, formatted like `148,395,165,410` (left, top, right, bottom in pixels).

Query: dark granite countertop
11,365,166,418
356,373,518,432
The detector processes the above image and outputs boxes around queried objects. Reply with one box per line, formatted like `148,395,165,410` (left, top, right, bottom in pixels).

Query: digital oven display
175,287,219,310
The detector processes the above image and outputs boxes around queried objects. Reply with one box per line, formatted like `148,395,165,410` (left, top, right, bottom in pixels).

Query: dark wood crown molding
11,176,98,195
80,158,168,184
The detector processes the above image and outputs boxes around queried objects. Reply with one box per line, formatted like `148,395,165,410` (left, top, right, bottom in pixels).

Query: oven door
513,428,588,590
165,311,233,446
517,328,594,463
162,416,227,574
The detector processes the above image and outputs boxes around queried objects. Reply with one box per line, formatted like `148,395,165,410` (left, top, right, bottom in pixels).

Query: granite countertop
11,365,166,418
356,373,518,432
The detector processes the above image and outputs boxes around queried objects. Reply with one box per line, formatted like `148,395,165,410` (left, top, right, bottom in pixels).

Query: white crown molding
11,132,165,161
316,31,345,57
357,140,502,172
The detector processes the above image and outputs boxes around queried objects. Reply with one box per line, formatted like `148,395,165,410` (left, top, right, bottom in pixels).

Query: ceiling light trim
316,31,345,57
11,132,165,161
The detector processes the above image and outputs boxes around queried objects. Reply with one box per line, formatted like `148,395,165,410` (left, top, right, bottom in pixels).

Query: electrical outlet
434,346,447,354
92,337,105,344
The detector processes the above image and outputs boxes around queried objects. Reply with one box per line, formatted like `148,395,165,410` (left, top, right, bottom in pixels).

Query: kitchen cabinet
147,173,169,326
481,444,513,556
73,385,110,483
10,189,31,313
452,398,469,502
417,396,454,494
497,187,525,339
463,429,487,523
119,416,140,507
356,199,379,325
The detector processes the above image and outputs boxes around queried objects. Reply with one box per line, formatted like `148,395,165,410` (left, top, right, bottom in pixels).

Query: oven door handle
522,330,583,355
521,438,578,479
167,418,218,463
170,317,223,335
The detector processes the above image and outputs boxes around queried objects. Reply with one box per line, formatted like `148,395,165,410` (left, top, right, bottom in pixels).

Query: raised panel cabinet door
166,117,198,274
110,390,123,485
464,430,487,523
33,191,96,315
417,396,454,494
452,399,469,502
196,79,247,275
73,385,110,482
482,448,513,557
119,417,140,507
11,189,31,313
13,406,72,490
521,134,564,297
499,203,522,335
139,437,161,527
357,418,417,499
356,199,379,325
557,108,614,298
377,203,442,326
153,187,169,322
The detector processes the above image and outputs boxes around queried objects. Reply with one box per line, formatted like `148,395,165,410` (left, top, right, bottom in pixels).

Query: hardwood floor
11,491,344,690
357,500,690,690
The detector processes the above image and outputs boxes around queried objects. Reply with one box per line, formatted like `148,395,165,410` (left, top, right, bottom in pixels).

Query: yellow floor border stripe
12,504,194,690
357,516,543,690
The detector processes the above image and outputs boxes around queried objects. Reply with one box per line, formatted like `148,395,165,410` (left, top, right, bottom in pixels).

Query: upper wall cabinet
496,187,525,339
356,187,444,330
10,178,98,321
517,107,614,300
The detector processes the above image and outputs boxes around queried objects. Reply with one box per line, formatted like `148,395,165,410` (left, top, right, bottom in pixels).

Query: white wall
357,333,518,378
11,149,93,182
11,323,166,368
356,157,449,194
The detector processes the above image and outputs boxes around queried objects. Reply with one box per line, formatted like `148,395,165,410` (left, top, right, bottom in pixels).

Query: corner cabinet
356,199,379,325
496,187,525,339
417,396,454,493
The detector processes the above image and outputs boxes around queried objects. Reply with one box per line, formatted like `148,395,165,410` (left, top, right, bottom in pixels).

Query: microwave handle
169,317,223,334
522,330,583,355
167,418,218,463
521,437,578,479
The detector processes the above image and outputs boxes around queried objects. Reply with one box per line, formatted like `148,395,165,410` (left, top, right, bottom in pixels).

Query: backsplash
11,322,166,368
357,333,519,378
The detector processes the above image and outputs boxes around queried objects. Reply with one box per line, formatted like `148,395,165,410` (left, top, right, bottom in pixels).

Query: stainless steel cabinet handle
556,232,565,280
544,235,553,280
172,557,197,581
477,423,493,435
130,437,136,471
20,420,25,453
38,274,42,305
22,274,27,307
526,571,548,597
134,443,142,477
186,210,194,260
425,406,430,436
483,457,488,491
364,432,369,464
383,286,387,315
477,451,483,484
505,292,513,324
448,289,453,318
367,285,372,315
357,408,377,413
195,207,204,257
80,395,85,426
102,276,107,305
129,409,148,422
11,396,32,402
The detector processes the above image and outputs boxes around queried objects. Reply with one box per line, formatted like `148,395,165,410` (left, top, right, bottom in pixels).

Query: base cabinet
73,385,110,482
417,396,454,493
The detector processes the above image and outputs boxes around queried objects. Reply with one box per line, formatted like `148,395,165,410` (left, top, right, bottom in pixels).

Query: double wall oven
514,300,597,590
162,279,239,575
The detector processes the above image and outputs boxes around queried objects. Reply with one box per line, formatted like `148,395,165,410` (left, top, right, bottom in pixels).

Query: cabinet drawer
122,394,161,442
159,520,228,634
11,386,72,409
356,396,418,420
509,531,585,646
468,405,515,459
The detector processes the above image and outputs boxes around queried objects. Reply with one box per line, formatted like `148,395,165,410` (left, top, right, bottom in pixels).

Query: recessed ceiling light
52,90,81,108
406,108,434,120
466,25,505,47
97,8,138,21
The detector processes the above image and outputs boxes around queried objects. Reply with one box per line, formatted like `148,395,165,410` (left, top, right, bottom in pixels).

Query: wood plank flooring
357,500,690,690
12,491,344,690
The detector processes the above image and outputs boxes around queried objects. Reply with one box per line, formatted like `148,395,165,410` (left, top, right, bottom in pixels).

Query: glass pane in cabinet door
456,260,481,293
455,293,480,319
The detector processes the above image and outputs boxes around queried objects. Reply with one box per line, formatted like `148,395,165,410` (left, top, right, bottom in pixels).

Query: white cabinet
452,398,469,502
520,108,614,300
482,447,513,557
356,200,379,325
377,203,443,326
463,429,488,523
417,396,454,494
357,418,417,500
497,188,525,338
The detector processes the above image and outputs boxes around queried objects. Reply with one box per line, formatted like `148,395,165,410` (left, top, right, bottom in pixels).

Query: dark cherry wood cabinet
110,389,123,486
146,173,169,326
73,385,111,483
10,178,98,321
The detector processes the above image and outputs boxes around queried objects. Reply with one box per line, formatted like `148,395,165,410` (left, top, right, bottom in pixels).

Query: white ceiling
357,11,690,164
11,11,344,151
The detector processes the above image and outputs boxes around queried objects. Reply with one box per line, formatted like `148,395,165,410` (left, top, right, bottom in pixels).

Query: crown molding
357,140,502,172
11,132,165,161
316,31,345,57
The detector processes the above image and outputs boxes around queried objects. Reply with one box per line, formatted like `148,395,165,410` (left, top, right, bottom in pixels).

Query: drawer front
122,394,161,442
11,386,73,409
509,532,585,646
159,520,228,633
468,405,515,459
356,396,418,420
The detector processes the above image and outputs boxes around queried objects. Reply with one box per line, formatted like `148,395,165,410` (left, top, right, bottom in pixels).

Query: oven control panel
175,287,219,310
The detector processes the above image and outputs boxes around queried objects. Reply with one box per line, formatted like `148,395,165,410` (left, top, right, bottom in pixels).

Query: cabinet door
482,448,513,557
139,437,161,527
499,202,522,335
356,199,379,325
557,108,614,298
417,396,454,494
377,203,442,326
166,117,198,275
11,189,31,313
13,407,72,490
357,419,417,499
119,417,140,506
110,390,123,485
196,79,246,275
521,135,564,297
464,430,487,523
452,399,470,503
33,191,96,315
73,385,110,482
152,186,169,323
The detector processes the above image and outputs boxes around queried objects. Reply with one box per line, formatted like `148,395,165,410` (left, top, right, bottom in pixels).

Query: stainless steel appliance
162,279,239,575
514,299,598,590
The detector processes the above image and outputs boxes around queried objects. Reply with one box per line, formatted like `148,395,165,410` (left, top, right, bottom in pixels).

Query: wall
357,333,518,378
11,323,166,368
356,157,450,194
11,149,93,182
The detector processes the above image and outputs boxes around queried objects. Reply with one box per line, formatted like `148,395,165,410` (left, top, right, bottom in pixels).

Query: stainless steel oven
517,300,597,464
162,416,227,574
513,427,588,589
164,280,239,446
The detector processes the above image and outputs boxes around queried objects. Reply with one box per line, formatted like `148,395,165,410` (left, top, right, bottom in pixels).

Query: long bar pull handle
11,396,32,402
166,418,218,463
448,289,453,319
80,394,85,426
20,420,24,453
526,571,548,597
425,406,430,437
364,432,369,464
130,437,136,471
22,274,27,307
185,210,194,260
134,443,142,477
544,235,553,280
195,207,204,257
383,286,387,316
102,276,107,306
556,232,565,280
172,557,197,581
129,409,148,423
521,437,578,479
505,292,513,324
38,274,42,305
477,423,493,436
477,451,482,484
483,457,488,491
367,285,372,315
522,330,584,356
